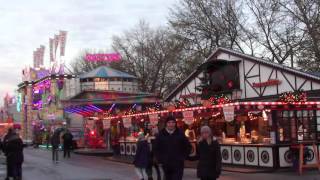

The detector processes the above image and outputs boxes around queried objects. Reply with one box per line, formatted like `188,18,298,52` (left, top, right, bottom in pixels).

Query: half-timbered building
164,48,320,169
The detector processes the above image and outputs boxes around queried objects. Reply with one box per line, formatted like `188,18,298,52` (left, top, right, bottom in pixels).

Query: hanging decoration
149,114,158,126
248,111,260,121
147,102,162,112
209,94,232,105
279,90,307,103
175,98,191,109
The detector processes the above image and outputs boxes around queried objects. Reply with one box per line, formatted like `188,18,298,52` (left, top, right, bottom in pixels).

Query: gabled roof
79,66,137,79
165,47,320,101
210,47,320,81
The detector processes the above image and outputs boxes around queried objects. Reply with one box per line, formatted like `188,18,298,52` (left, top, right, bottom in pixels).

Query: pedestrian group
134,116,222,180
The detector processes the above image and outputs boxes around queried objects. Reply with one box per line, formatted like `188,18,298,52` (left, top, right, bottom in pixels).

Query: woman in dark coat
191,126,222,180
133,132,150,180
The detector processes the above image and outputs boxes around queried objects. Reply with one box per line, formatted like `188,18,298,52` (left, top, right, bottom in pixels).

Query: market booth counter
119,136,137,156
105,101,320,170
217,108,320,169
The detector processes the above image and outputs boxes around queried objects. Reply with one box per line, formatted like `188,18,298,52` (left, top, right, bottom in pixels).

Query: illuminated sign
85,53,121,62
16,93,22,112
253,79,281,88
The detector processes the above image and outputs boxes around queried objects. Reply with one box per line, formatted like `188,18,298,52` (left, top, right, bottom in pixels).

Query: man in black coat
3,128,24,180
62,129,73,158
51,130,61,163
154,116,191,180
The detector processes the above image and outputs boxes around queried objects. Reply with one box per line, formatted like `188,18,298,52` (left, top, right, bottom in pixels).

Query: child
134,132,150,180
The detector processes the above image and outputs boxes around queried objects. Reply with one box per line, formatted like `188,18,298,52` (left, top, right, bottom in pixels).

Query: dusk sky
0,0,176,103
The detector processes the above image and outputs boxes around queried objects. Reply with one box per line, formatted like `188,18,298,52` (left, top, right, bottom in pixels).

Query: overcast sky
0,0,176,104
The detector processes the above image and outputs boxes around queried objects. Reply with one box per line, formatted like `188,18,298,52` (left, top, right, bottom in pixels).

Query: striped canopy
79,66,136,79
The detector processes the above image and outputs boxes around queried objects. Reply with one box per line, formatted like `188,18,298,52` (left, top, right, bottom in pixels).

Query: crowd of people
133,116,222,180
0,119,220,180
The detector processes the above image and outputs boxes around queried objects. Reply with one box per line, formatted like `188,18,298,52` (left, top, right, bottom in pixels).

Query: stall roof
79,66,137,79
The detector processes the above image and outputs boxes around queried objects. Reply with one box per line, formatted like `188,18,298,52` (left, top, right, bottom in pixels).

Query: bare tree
169,0,248,58
112,21,185,95
246,0,304,65
278,0,320,71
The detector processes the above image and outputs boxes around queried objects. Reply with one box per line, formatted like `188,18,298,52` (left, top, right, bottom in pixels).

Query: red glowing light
90,131,95,135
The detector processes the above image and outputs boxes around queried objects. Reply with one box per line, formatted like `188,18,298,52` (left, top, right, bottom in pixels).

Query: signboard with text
223,106,235,122
85,53,121,62
149,114,158,126
103,119,111,129
122,117,132,128
183,111,194,125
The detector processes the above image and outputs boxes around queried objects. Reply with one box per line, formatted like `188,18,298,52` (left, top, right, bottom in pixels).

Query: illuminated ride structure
62,66,161,149
17,70,75,144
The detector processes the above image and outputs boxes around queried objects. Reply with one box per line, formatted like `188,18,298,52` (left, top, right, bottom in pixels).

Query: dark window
207,62,240,92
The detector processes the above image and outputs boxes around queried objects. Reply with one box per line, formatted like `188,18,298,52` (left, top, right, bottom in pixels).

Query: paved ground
0,148,319,180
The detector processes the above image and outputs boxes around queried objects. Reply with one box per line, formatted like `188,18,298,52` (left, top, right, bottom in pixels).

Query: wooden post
298,143,320,175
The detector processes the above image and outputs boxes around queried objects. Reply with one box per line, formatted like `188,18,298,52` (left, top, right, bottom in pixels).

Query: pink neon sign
85,53,121,62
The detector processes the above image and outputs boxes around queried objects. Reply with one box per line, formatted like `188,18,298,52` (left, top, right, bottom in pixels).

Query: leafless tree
169,0,247,58
112,21,185,95
246,0,304,66
278,0,320,71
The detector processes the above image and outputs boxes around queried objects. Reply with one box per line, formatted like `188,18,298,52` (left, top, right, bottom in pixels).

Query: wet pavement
1,147,318,180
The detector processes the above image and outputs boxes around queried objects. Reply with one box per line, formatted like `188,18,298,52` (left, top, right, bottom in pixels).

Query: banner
59,30,67,56
122,117,132,128
103,119,111,129
39,45,45,67
149,114,158,126
49,38,54,62
223,106,235,122
34,48,41,68
183,111,194,125
33,51,37,68
86,120,94,129
54,34,59,55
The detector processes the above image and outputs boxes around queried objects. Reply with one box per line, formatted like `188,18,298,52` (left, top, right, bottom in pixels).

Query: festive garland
174,99,191,108
279,90,307,103
208,94,232,105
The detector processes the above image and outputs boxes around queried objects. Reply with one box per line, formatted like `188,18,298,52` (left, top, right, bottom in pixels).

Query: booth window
277,110,318,143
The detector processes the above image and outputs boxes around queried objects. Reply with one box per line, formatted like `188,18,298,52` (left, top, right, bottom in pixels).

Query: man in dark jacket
62,129,73,158
3,128,24,180
154,116,191,180
51,130,61,163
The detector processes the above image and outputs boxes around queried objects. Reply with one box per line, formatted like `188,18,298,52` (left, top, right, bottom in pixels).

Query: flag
34,48,41,68
33,51,37,68
54,34,59,55
49,38,54,62
59,30,67,56
39,45,45,67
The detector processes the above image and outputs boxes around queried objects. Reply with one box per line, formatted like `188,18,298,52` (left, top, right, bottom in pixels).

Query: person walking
3,128,15,180
190,126,222,180
154,116,192,180
146,127,161,180
51,129,61,163
133,132,150,180
62,129,73,158
3,128,24,180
